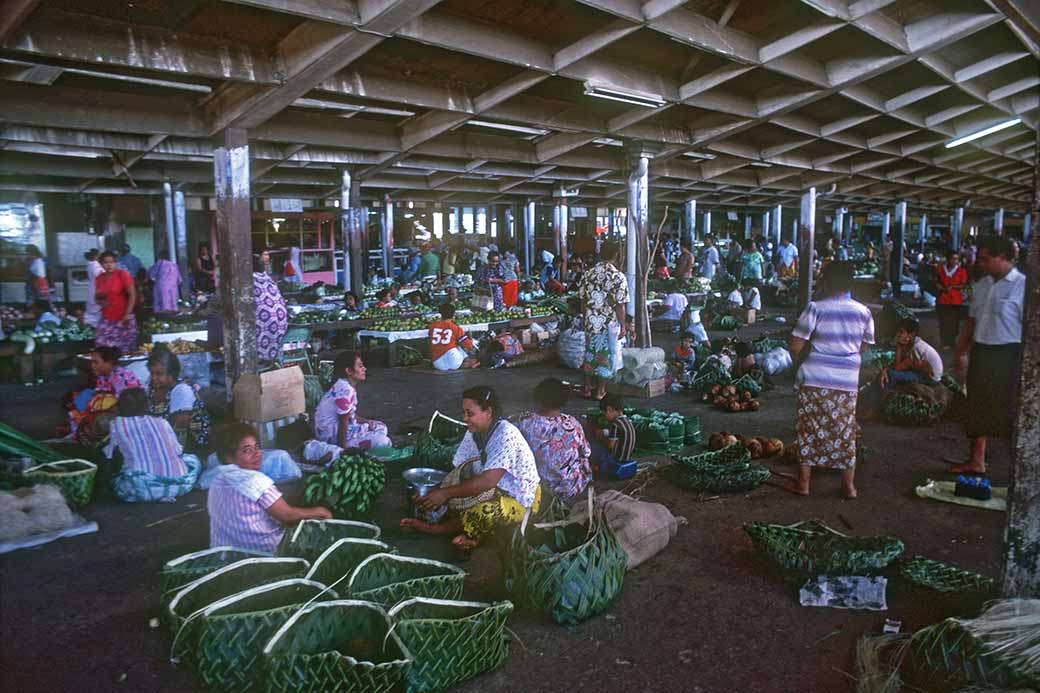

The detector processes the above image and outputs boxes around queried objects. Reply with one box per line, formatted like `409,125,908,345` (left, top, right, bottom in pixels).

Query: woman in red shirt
95,250,138,353
934,249,968,350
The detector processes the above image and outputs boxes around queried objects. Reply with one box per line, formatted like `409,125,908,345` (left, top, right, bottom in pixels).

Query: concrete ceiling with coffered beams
0,0,1036,215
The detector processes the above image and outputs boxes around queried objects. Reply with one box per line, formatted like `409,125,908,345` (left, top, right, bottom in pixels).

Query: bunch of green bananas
304,454,386,518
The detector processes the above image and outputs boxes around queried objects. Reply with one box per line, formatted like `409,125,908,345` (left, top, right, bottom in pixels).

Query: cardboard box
233,365,305,422
606,376,667,399
740,308,757,324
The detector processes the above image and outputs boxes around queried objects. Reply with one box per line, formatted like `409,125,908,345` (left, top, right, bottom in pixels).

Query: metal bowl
402,468,448,523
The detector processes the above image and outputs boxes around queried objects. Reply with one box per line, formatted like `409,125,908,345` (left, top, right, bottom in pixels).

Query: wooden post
213,127,257,397
1002,128,1040,597
798,187,816,309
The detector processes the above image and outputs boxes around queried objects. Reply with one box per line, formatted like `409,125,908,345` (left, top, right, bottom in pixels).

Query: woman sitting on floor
401,385,541,550
146,345,211,453
208,423,331,553
66,346,142,446
105,389,201,503
516,378,591,503
312,350,391,451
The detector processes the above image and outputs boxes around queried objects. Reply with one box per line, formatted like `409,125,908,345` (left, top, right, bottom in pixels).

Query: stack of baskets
161,518,513,691
667,444,770,492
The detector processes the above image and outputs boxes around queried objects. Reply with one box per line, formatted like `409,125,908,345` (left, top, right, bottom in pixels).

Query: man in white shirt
699,236,721,280
655,292,688,332
951,235,1025,475
777,238,798,279
726,287,743,309
880,318,942,388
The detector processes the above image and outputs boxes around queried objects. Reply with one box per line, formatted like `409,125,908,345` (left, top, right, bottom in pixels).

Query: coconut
746,438,764,459
709,432,725,450
728,401,742,413
710,384,723,396
748,400,761,411
722,434,739,447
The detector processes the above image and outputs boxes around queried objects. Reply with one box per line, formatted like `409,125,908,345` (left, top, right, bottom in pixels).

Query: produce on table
6,320,95,351
141,319,206,334
304,454,386,519
142,340,207,354
359,306,401,319
1,306,29,321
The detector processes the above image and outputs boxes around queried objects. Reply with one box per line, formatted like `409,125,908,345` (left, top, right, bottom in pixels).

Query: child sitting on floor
429,303,477,371
588,394,636,471
669,334,698,386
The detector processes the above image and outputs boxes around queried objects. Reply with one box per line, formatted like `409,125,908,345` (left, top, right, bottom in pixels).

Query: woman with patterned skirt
94,250,138,353
400,385,541,551
787,261,875,498
252,255,288,363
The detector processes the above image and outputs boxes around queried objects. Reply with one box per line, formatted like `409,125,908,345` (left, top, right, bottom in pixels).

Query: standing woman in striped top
787,262,875,498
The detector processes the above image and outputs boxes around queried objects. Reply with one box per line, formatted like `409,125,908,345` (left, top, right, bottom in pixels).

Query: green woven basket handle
428,410,465,434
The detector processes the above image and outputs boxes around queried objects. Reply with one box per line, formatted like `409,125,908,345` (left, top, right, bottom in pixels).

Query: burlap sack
565,490,681,570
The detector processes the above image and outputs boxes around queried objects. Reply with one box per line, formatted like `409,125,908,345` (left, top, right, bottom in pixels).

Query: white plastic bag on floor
302,440,343,465
759,347,793,376
558,327,587,370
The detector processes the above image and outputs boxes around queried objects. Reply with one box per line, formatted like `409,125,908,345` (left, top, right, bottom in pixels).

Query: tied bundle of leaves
304,454,386,519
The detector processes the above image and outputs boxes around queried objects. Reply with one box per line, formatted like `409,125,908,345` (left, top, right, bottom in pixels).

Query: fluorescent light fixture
468,120,549,136
683,151,717,160
293,98,415,118
945,118,1021,148
583,81,665,108
594,138,624,147
750,162,772,168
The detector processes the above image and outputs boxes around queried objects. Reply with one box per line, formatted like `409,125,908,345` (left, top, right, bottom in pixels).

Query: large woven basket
22,459,97,509
164,557,310,633
899,555,998,597
388,598,513,693
304,538,396,589
744,520,904,579
262,600,412,693
508,491,627,625
347,553,466,606
908,616,1037,690
161,547,272,595
668,444,769,492
414,433,461,471
172,578,336,692
277,519,381,564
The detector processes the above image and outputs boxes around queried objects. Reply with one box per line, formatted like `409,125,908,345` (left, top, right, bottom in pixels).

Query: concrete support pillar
213,127,257,394
761,212,770,241
381,196,393,279
162,182,176,273
791,218,797,240
882,212,890,244
625,142,655,346
1024,213,1032,244
952,207,964,252
798,188,816,309
772,204,782,245
892,201,907,299
173,189,188,299
683,199,697,248
523,200,535,276
340,170,365,291
918,213,928,250
554,198,568,277
995,207,1005,234
744,214,752,239
834,207,845,244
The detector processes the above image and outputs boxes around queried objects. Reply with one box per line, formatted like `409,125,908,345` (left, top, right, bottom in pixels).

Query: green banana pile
304,454,386,518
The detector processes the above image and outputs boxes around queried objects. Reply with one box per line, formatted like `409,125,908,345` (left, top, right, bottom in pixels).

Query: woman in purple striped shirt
208,423,331,553
787,262,875,498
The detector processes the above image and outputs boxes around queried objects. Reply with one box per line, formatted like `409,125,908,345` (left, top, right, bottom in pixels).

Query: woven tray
164,557,309,633
172,578,337,692
744,520,904,578
347,554,466,606
666,461,771,492
277,519,382,564
22,459,97,509
263,600,412,693
883,393,944,426
389,598,513,693
672,443,751,470
899,555,998,597
304,538,396,590
161,546,272,595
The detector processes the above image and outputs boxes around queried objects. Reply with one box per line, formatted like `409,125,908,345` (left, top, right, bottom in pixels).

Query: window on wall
463,207,474,234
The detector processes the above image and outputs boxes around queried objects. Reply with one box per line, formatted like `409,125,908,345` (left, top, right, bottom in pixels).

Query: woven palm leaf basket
347,553,466,606
744,519,904,579
508,491,627,625
262,600,412,693
22,459,97,509
164,557,310,633
898,555,999,597
668,444,769,492
171,578,337,693
161,546,272,595
304,538,396,589
731,374,762,397
277,519,382,564
388,598,513,693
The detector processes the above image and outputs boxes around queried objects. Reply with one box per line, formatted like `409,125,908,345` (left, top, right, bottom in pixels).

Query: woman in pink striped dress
207,423,331,553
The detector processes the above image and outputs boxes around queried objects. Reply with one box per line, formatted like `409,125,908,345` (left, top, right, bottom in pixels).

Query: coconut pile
0,485,79,543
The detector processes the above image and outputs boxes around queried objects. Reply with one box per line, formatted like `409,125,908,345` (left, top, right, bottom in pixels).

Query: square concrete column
798,188,816,309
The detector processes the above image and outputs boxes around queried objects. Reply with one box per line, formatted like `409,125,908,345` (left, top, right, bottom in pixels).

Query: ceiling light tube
469,120,549,136
584,81,665,108
945,118,1022,148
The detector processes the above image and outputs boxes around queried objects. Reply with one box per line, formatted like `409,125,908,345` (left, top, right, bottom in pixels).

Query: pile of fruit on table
142,340,208,354
5,320,96,352
370,317,430,332
141,318,206,334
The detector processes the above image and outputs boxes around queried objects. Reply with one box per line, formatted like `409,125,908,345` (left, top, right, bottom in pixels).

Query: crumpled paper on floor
799,576,888,610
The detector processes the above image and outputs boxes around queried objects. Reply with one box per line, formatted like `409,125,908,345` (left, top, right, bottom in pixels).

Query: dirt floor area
0,312,1010,693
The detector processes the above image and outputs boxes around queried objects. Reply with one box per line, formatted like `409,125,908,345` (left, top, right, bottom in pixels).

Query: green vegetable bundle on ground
304,454,386,519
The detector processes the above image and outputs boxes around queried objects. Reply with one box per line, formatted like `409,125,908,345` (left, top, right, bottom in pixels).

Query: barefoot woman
400,386,541,550
786,261,875,498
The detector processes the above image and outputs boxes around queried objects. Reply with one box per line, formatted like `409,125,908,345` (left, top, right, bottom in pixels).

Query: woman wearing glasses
207,422,331,553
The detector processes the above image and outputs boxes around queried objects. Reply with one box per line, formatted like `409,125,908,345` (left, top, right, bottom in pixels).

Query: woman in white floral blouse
401,385,541,550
